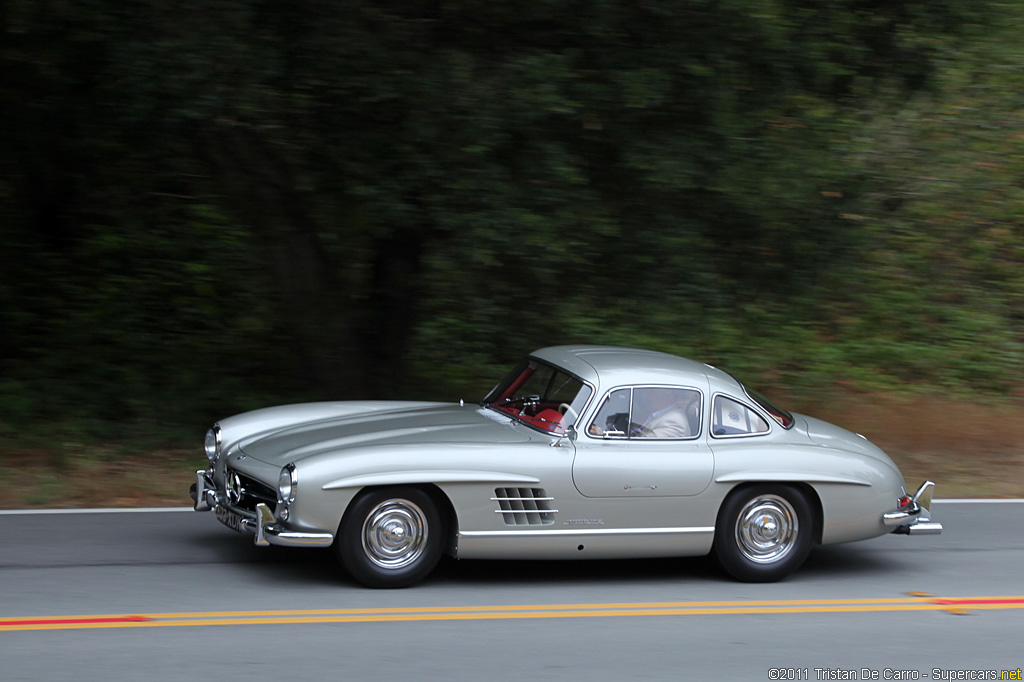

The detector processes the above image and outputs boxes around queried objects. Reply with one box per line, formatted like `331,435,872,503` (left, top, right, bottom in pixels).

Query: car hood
236,403,529,465
798,414,898,467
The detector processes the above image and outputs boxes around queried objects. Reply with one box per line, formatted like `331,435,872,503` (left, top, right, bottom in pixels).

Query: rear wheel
713,484,813,582
337,487,444,588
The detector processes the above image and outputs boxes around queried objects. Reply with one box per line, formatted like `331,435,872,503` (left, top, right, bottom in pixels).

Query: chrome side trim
323,470,541,490
459,526,714,538
716,472,871,486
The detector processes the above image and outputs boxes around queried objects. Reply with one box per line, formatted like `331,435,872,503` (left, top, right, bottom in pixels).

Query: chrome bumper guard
884,480,943,535
191,470,217,512
190,469,334,548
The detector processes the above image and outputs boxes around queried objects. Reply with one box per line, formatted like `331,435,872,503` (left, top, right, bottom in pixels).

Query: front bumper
190,469,334,548
883,480,943,535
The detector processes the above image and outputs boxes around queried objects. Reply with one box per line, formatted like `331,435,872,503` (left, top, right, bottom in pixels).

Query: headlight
278,463,297,504
204,425,221,462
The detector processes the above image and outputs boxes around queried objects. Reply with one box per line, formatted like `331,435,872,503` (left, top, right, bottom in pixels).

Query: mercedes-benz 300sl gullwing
191,345,941,587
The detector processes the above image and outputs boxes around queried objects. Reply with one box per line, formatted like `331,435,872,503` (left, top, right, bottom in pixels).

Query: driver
632,388,697,438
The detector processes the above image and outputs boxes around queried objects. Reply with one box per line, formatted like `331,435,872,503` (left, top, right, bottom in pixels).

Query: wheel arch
342,482,460,554
717,480,824,544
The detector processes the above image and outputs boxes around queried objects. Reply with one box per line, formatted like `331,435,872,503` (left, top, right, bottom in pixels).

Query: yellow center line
4,596,1023,632
141,597,930,619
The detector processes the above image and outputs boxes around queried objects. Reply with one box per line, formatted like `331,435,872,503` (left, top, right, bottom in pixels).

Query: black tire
713,484,814,582
336,487,445,588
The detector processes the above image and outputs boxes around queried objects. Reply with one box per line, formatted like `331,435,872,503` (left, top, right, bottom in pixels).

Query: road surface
1,501,1021,681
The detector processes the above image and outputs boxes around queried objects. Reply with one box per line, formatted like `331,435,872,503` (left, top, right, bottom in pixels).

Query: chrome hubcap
361,499,428,569
735,494,798,563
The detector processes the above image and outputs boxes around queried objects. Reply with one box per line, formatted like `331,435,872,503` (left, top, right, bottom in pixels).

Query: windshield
482,358,592,434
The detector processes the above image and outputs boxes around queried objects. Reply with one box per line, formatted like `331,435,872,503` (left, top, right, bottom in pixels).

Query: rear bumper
190,469,334,548
883,480,943,535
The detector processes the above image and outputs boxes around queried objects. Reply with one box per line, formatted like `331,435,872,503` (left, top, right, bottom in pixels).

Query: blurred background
1,0,1021,505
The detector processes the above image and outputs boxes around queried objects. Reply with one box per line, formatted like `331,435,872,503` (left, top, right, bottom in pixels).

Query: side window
631,388,701,439
589,388,631,437
712,395,770,437
588,387,701,439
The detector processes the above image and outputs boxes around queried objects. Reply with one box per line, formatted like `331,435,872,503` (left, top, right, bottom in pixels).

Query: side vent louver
492,488,557,526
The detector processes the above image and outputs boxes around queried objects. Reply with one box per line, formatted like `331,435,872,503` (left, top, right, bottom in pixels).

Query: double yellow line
3,596,1022,631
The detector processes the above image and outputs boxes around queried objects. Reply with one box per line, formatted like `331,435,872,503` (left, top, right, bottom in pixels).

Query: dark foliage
1,0,1019,441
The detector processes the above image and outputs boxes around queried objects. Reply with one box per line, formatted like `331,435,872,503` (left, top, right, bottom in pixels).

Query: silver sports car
191,345,941,587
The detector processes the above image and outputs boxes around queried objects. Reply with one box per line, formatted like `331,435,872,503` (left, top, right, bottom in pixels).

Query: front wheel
713,484,814,582
337,487,445,588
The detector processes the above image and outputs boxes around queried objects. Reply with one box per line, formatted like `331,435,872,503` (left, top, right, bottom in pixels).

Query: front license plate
216,505,246,533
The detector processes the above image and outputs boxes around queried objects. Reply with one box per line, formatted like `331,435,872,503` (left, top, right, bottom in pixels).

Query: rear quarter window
712,395,770,437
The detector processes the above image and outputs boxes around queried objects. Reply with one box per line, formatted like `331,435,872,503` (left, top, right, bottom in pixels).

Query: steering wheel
557,403,578,422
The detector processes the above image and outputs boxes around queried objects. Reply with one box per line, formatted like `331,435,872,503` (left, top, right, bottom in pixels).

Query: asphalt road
1,501,1021,682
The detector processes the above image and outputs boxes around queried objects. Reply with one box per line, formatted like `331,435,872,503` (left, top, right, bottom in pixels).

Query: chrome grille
224,467,277,511
492,488,556,526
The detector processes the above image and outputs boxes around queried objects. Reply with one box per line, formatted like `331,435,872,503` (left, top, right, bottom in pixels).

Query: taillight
897,495,912,509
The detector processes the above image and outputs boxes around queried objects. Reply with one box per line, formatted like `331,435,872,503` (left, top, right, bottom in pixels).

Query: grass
0,394,1020,509
0,443,200,509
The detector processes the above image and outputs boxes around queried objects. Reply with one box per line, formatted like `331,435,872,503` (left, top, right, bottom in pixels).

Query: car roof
530,345,738,392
